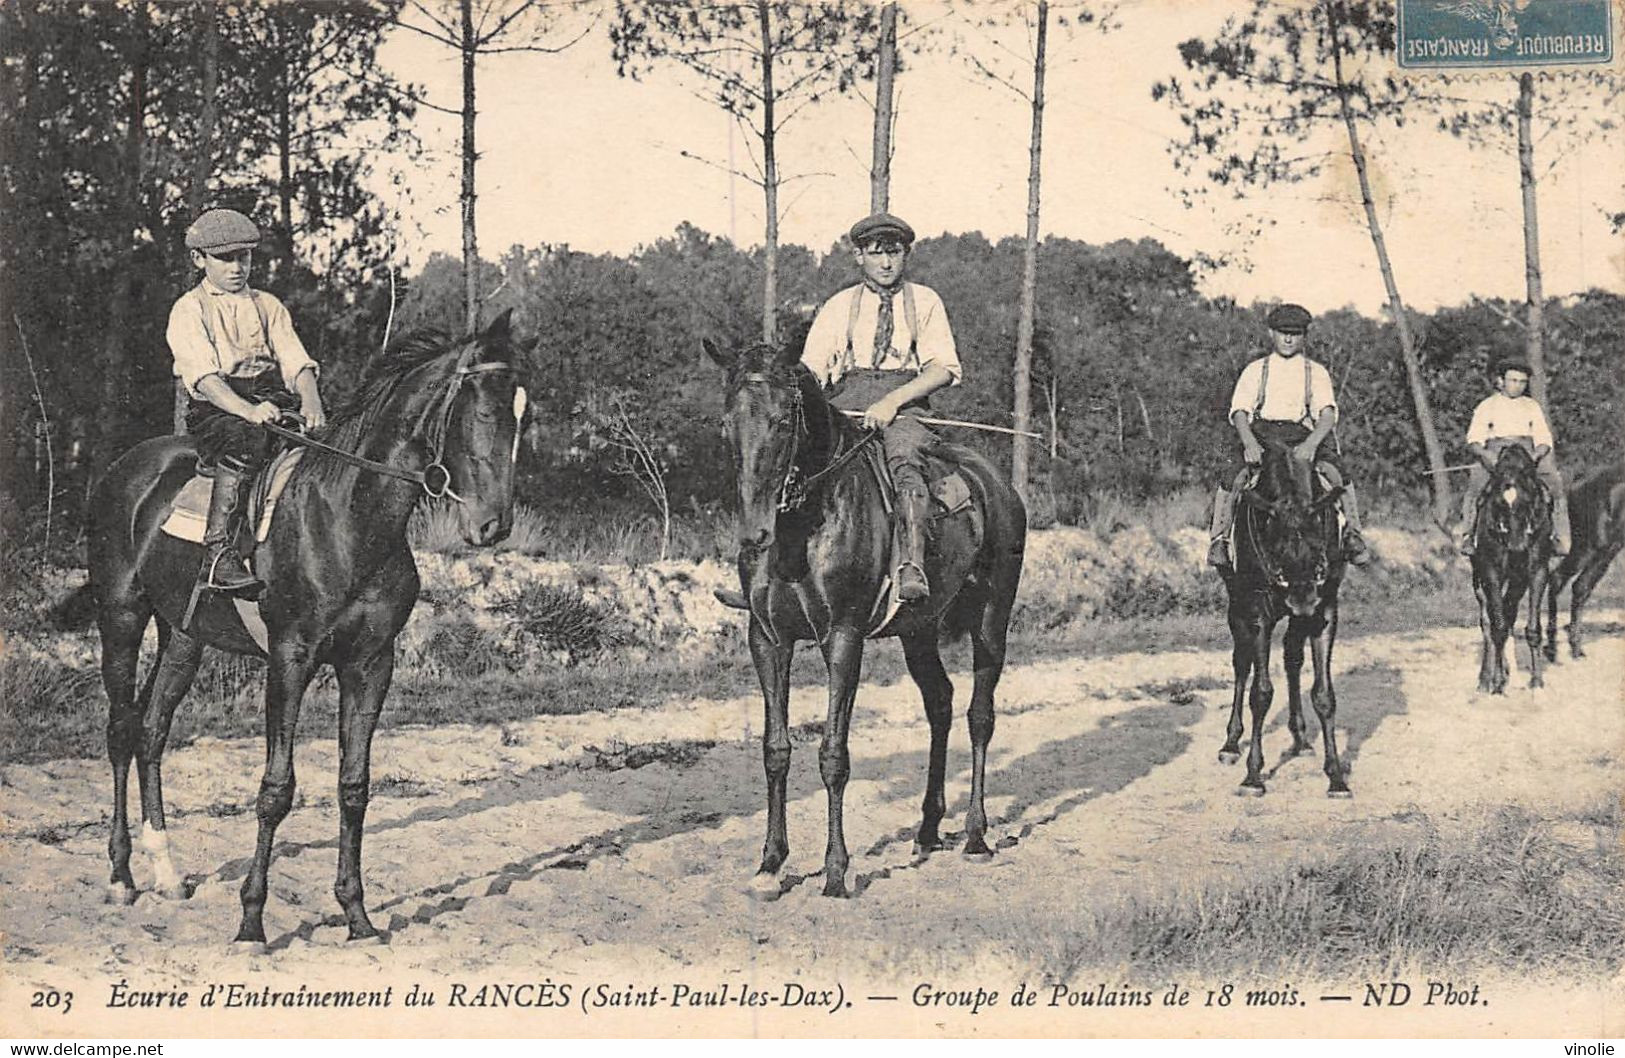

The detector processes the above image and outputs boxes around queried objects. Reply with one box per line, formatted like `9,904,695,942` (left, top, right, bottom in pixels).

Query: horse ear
702,338,734,371
482,308,514,349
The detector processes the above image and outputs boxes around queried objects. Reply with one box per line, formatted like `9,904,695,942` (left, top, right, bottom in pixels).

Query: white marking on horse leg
142,822,184,897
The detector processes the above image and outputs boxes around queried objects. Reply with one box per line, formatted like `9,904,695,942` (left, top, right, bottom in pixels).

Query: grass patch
1044,801,1624,981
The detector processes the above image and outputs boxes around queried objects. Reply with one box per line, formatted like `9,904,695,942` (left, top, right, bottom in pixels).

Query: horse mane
297,328,466,489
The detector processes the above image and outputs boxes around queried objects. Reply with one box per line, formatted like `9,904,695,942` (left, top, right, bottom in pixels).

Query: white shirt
167,280,317,398
1467,392,1554,449
1228,353,1337,427
800,282,961,388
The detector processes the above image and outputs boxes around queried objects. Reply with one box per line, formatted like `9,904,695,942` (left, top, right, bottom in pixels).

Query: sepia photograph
1,0,1621,1041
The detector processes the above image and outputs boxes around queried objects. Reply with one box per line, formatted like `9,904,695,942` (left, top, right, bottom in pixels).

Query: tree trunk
870,3,897,213
177,0,218,432
1517,72,1547,405
99,3,148,472
277,65,295,289
1325,0,1451,525
1011,0,1047,503
460,0,480,331
757,0,777,343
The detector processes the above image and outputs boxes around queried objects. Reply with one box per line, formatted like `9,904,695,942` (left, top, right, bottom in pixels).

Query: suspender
1250,355,1315,426
841,282,919,377
195,284,272,373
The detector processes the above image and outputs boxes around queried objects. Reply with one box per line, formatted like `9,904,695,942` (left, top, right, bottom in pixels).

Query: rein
740,371,879,513
266,360,514,503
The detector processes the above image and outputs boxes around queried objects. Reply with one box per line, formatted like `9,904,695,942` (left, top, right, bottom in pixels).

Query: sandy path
3,613,1621,1037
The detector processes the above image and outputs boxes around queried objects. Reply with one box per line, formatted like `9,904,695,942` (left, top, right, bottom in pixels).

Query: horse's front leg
1474,574,1500,694
747,619,795,899
1241,613,1276,795
1282,620,1311,757
1219,607,1254,765
333,646,394,941
235,639,317,948
1308,604,1350,797
1525,562,1550,689
817,624,864,897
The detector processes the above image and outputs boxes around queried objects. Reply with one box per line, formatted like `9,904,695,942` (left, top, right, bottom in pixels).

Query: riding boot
1339,484,1371,567
199,458,261,595
1456,501,1478,556
895,484,931,603
1552,492,1571,556
1207,487,1233,570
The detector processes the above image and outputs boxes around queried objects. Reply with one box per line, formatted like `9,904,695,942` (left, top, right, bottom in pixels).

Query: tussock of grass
1049,802,1624,980
0,652,101,760
495,582,629,661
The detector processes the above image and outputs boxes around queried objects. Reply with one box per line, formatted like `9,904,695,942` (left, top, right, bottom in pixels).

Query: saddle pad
160,448,305,545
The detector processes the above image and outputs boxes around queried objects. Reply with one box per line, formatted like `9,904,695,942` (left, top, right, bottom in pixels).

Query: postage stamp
1397,0,1616,69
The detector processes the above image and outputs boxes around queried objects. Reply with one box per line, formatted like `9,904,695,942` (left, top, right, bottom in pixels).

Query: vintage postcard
2,0,1621,1043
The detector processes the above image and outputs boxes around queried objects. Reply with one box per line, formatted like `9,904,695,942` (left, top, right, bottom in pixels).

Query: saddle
160,447,306,558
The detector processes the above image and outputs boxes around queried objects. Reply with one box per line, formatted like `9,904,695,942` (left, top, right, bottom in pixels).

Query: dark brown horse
704,339,1025,898
89,312,525,946
1544,461,1625,661
1471,443,1554,694
1219,429,1350,797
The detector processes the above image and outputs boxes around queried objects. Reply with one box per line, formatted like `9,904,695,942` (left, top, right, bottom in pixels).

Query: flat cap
1494,354,1532,376
849,212,915,248
1265,303,1312,334
185,209,260,254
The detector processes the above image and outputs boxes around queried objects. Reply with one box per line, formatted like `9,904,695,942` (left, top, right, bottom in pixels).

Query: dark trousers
827,368,934,489
185,370,298,471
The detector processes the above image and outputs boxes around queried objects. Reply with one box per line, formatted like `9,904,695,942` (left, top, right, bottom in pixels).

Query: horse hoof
229,940,268,957
821,873,849,899
962,847,995,864
1217,750,1240,765
348,929,387,946
745,873,783,902
912,839,944,858
1237,783,1266,798
154,881,191,901
1327,788,1353,800
106,884,138,907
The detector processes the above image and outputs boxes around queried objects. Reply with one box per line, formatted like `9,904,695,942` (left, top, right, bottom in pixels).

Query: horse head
363,309,526,547
704,338,824,555
1239,440,1343,617
1481,442,1547,556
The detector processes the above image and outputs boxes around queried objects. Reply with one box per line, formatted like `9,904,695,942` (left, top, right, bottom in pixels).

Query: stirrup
897,561,930,602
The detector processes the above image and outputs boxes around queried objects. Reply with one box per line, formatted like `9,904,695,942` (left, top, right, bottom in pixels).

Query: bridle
739,371,877,513
1240,484,1329,594
265,356,519,504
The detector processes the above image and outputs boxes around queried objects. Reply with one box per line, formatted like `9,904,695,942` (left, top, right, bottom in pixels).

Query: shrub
495,582,628,662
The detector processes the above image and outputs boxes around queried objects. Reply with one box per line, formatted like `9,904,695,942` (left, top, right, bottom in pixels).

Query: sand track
3,614,1621,1037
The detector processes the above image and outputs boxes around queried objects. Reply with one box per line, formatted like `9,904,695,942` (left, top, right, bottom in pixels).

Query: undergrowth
1042,801,1624,981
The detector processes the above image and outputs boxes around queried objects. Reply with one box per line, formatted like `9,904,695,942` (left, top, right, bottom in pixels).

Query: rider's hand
1291,442,1317,464
1242,440,1264,465
861,398,900,431
300,399,326,432
244,401,280,426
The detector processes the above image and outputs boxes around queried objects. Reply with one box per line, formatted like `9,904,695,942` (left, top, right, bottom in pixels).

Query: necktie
865,279,897,368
